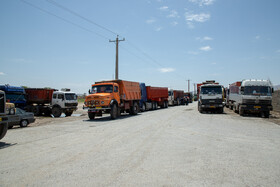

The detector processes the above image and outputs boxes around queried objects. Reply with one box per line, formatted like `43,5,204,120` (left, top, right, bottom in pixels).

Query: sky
0,0,280,94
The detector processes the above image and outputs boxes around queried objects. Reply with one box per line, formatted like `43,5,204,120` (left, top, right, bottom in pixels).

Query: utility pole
109,35,125,80
186,79,190,92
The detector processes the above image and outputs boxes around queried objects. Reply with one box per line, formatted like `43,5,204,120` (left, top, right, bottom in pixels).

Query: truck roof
200,84,222,87
242,79,272,87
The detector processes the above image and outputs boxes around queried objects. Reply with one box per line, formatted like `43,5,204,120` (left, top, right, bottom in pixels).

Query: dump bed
146,86,168,100
95,80,141,101
25,88,55,104
173,90,184,99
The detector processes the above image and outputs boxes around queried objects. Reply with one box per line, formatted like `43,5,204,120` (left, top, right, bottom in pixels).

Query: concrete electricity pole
187,79,190,92
110,35,125,80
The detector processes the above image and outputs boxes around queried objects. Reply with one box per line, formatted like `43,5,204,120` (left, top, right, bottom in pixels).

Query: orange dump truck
84,80,141,120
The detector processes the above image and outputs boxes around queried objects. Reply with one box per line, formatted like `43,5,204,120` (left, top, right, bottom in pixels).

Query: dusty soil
29,102,87,127
224,107,280,126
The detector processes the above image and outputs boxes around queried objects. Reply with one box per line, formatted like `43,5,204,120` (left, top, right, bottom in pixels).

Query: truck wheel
52,107,62,117
155,102,158,110
130,102,139,115
198,105,203,113
263,111,270,118
219,107,224,114
165,101,168,108
20,120,29,127
0,122,8,140
32,106,41,116
65,111,73,117
88,112,95,120
239,107,244,116
110,104,118,119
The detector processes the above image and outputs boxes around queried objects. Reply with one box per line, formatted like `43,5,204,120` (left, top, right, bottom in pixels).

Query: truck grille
201,99,223,104
65,103,78,107
243,99,271,105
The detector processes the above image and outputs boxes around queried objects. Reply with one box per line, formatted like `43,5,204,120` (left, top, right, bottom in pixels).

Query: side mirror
272,88,274,94
240,86,244,94
88,89,91,94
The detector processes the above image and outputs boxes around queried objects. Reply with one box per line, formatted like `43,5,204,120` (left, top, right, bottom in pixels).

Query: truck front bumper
201,103,223,109
240,104,273,112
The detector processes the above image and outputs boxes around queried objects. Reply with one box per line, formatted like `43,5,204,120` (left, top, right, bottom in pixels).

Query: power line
46,0,119,36
20,0,109,40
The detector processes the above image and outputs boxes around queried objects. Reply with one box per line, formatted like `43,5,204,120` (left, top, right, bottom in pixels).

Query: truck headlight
101,101,105,104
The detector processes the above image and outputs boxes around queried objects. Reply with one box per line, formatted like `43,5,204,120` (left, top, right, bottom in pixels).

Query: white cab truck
228,79,273,118
25,88,78,117
198,84,224,113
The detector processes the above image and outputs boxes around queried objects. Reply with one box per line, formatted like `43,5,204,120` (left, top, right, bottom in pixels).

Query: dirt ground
29,102,87,127
224,107,280,126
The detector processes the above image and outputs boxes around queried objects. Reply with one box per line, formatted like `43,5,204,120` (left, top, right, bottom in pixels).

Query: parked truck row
0,85,78,117
83,80,188,120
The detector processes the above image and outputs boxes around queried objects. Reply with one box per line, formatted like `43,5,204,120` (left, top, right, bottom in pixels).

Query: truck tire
165,101,168,108
20,120,29,127
130,102,139,115
155,102,158,110
32,106,41,116
65,111,73,117
141,103,146,112
219,107,224,114
52,107,62,117
110,104,118,120
239,106,244,116
88,112,95,120
0,122,8,140
263,111,270,118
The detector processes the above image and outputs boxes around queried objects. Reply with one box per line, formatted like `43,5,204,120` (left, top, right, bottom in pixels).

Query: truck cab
168,89,174,105
198,84,224,113
234,79,273,117
51,89,78,117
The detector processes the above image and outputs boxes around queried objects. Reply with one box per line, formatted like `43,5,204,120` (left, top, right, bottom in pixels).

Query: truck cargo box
146,86,168,100
95,80,141,101
25,88,56,104
173,90,184,99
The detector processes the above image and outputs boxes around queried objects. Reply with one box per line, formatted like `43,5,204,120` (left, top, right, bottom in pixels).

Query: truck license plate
95,107,102,109
0,118,2,122
254,106,261,109
210,106,215,108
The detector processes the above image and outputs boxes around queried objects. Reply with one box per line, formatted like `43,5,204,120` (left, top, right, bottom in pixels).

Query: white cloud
200,46,212,51
255,35,260,39
196,36,213,41
189,0,215,6
146,18,156,24
276,49,280,53
0,72,6,75
159,6,169,11
167,10,180,18
158,68,175,73
185,12,210,22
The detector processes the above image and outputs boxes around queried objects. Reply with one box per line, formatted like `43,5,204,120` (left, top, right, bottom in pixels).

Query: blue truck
0,85,26,109
139,83,169,111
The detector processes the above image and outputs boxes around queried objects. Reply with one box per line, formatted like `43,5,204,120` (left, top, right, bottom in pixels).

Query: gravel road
1,102,280,186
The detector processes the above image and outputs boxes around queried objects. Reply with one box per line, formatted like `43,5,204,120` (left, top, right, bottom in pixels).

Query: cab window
58,94,64,100
114,86,118,92
53,94,57,99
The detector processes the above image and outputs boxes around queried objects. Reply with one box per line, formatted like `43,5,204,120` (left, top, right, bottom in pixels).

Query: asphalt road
1,102,280,186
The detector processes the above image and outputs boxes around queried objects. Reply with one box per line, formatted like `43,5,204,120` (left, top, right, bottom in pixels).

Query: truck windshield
6,94,26,102
201,87,222,94
168,91,172,96
92,85,113,93
244,86,272,96
65,93,77,100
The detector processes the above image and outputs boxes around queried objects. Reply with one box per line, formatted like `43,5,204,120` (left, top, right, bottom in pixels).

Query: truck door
113,85,120,104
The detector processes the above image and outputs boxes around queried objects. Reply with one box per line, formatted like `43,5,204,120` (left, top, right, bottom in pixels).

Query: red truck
139,83,168,111
25,88,78,117
168,89,184,106
84,80,141,120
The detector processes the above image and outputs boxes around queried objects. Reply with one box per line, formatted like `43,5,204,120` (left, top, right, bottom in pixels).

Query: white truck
228,79,273,118
198,84,224,113
25,88,78,117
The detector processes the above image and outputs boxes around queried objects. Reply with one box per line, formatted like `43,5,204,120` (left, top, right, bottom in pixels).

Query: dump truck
84,80,141,120
0,91,8,140
228,79,273,117
139,83,168,111
25,88,78,117
0,85,26,109
197,80,224,113
168,89,184,106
